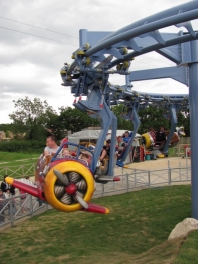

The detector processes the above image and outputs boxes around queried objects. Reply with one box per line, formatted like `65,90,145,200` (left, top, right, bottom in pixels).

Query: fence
172,137,191,157
0,159,191,229
0,193,49,228
93,165,191,198
0,163,36,180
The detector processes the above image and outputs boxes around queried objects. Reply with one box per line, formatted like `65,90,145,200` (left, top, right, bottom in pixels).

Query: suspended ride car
5,142,120,214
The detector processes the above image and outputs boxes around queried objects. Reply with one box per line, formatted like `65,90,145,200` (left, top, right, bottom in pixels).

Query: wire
0,16,79,39
142,55,173,66
134,59,173,68
0,26,78,46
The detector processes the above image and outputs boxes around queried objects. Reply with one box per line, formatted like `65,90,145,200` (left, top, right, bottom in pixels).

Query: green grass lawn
0,185,197,264
0,151,40,180
168,147,179,157
0,151,39,164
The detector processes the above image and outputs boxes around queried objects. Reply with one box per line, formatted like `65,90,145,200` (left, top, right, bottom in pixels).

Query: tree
9,97,57,140
57,107,100,134
45,111,64,140
138,105,171,134
110,104,134,131
111,104,190,136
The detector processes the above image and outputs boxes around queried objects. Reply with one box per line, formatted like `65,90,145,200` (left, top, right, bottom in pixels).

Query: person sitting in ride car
99,139,111,162
156,126,166,142
122,131,133,144
79,151,92,166
116,136,126,158
44,135,59,157
117,136,126,150
62,148,71,157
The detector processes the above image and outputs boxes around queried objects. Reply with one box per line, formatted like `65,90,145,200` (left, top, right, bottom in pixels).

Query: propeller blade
53,169,69,186
76,179,87,191
69,171,81,183
54,185,65,197
74,192,88,209
60,193,72,204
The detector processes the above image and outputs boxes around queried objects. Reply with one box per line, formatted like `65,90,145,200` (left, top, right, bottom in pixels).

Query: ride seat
35,154,52,182
79,159,89,166
95,155,117,176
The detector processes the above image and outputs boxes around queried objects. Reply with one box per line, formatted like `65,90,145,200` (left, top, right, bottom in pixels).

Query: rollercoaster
6,1,198,217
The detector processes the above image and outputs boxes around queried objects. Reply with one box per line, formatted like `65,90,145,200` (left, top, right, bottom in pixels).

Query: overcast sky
0,0,197,124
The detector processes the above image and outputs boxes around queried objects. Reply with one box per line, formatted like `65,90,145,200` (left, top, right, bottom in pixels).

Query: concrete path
125,156,190,170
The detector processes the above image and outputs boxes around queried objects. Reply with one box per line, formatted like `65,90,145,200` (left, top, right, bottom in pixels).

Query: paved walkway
126,156,190,170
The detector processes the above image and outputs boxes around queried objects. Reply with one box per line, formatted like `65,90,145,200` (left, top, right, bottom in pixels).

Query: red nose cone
65,183,77,195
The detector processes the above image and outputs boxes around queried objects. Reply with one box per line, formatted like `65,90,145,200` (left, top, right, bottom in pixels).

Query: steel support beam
163,105,178,154
189,39,198,219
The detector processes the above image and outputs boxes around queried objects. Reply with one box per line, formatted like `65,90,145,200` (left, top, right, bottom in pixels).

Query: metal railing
0,163,36,180
0,194,49,228
93,165,191,197
0,161,191,228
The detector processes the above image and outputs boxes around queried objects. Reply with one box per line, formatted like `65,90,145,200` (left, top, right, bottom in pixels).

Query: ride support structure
60,1,198,218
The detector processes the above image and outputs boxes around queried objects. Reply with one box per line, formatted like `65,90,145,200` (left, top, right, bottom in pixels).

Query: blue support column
189,39,198,219
120,104,140,162
163,105,177,154
76,87,116,175
108,113,117,176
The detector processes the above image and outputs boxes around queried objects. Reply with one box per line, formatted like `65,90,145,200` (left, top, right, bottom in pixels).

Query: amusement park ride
142,126,186,156
6,1,198,217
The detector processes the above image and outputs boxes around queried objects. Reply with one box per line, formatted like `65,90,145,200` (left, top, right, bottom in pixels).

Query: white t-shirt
44,146,60,156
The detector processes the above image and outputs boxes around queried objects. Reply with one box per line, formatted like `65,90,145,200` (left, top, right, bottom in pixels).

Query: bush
0,140,44,153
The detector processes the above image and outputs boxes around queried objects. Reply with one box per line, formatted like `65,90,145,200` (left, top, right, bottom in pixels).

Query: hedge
0,140,44,153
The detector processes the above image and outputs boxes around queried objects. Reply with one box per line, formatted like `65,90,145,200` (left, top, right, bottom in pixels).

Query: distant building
0,131,12,141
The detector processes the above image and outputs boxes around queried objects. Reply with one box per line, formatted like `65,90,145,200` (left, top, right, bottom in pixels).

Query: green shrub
0,140,44,153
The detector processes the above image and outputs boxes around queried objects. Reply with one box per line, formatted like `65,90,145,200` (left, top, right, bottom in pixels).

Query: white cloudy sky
0,0,197,123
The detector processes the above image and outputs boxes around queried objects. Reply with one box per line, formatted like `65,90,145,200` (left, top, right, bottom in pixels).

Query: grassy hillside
0,185,197,264
0,152,39,180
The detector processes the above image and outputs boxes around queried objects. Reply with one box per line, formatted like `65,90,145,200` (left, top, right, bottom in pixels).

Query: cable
0,26,78,46
0,16,78,39
134,59,173,68
142,55,173,66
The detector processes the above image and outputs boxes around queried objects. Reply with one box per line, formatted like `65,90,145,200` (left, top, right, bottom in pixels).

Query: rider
99,139,111,162
44,135,59,157
122,131,133,144
156,126,166,142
